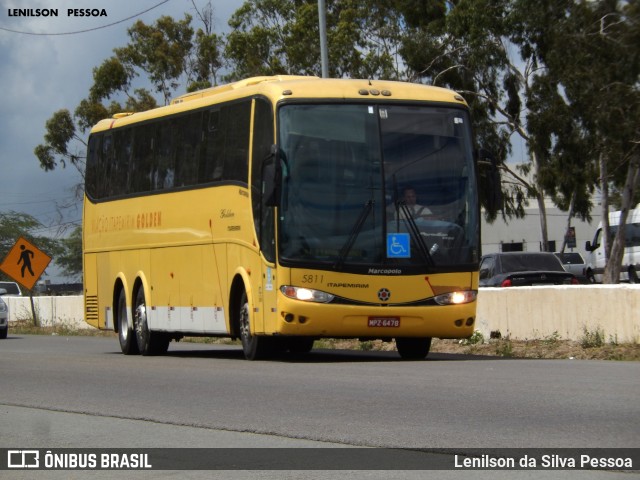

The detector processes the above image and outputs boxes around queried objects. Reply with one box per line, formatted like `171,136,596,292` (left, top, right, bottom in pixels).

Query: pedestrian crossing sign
0,236,52,291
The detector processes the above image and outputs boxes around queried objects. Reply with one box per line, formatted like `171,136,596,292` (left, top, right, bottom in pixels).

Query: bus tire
238,290,274,360
629,267,638,284
133,287,169,356
117,289,139,355
396,337,432,360
586,269,596,284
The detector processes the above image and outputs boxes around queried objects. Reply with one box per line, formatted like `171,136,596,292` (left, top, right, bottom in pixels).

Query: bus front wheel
134,288,170,356
117,290,139,355
238,290,274,360
396,337,432,360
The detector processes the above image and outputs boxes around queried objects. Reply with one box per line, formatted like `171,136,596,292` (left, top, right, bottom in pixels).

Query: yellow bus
83,75,484,360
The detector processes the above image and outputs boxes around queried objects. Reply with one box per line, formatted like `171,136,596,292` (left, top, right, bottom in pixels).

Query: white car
0,289,8,339
0,281,22,296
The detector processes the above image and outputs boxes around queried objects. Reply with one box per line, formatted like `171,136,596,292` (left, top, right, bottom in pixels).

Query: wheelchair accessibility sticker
387,234,410,258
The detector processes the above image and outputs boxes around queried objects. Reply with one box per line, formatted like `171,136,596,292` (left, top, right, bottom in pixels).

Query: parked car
0,281,22,296
0,289,8,339
554,252,587,282
479,252,580,287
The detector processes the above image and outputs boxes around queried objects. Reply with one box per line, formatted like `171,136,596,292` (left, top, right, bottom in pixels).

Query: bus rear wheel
238,290,275,360
117,290,139,355
134,288,170,356
396,337,432,360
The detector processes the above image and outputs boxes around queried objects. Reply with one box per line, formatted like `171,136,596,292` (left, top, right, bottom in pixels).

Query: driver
398,187,432,220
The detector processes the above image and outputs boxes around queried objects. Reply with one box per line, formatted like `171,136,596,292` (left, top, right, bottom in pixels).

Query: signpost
565,226,576,250
0,237,52,326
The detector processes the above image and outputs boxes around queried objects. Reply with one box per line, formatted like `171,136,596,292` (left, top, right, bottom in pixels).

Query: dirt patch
10,321,639,361
316,337,640,361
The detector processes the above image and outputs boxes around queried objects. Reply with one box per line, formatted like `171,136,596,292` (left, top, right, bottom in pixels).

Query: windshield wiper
396,201,435,267
334,200,373,270
391,174,435,267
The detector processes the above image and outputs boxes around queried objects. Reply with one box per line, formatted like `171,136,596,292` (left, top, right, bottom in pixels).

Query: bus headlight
434,290,477,305
280,286,335,303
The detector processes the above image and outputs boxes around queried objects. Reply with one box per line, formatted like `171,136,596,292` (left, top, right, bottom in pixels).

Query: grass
8,321,640,361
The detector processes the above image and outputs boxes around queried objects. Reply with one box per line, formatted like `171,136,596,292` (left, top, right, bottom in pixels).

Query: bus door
260,263,278,333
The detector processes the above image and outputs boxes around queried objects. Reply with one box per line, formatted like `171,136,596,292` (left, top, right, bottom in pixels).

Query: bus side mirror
478,148,502,212
263,144,281,207
585,241,594,252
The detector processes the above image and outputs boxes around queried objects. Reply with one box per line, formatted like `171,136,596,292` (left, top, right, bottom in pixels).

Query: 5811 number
301,274,324,284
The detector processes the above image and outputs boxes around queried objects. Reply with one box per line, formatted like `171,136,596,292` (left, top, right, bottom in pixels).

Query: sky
0,0,243,281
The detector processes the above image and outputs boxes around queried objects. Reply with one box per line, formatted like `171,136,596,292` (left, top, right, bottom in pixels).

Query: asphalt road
0,334,638,479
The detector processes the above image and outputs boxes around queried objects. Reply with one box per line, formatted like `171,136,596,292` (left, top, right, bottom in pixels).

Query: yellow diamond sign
0,236,52,291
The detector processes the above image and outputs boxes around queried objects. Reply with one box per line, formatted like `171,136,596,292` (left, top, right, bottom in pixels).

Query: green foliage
495,339,514,357
542,331,562,346
461,330,485,345
224,0,405,80
56,226,83,280
581,326,606,349
34,109,85,172
115,15,194,104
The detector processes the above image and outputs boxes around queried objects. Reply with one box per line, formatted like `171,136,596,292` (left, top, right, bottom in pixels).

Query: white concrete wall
6,287,640,343
6,295,88,330
475,285,640,343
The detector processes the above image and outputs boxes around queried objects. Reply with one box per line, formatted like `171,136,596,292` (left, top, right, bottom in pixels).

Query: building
481,198,598,256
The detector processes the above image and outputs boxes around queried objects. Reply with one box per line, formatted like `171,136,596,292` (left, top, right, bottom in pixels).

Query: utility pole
318,0,329,78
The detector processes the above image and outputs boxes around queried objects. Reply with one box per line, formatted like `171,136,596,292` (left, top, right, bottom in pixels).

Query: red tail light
571,278,579,285
501,279,512,287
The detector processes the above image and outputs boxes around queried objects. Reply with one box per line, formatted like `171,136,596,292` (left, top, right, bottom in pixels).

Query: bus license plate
368,317,400,328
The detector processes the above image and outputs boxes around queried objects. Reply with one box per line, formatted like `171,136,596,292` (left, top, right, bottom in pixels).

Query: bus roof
90,75,468,133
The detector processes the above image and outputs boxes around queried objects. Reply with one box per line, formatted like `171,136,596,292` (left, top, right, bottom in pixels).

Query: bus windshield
278,103,478,273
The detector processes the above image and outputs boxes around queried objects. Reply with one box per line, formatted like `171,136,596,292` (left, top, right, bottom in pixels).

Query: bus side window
86,134,102,199
223,101,251,185
155,122,175,189
174,112,201,187
202,109,224,182
251,98,276,261
131,123,155,194
113,128,132,196
102,134,114,197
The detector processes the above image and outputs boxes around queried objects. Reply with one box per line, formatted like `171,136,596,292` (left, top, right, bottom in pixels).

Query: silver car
554,252,587,282
0,289,8,339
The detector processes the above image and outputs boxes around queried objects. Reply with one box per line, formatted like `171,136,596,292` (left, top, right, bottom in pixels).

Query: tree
518,0,640,282
34,109,87,175
56,226,83,281
188,0,225,91
396,1,537,223
224,0,405,81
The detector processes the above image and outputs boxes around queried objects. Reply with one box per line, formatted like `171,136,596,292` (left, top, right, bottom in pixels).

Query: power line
0,0,171,36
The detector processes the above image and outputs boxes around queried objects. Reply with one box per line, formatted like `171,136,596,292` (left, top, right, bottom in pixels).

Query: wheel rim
118,295,129,343
134,292,149,348
239,298,251,344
